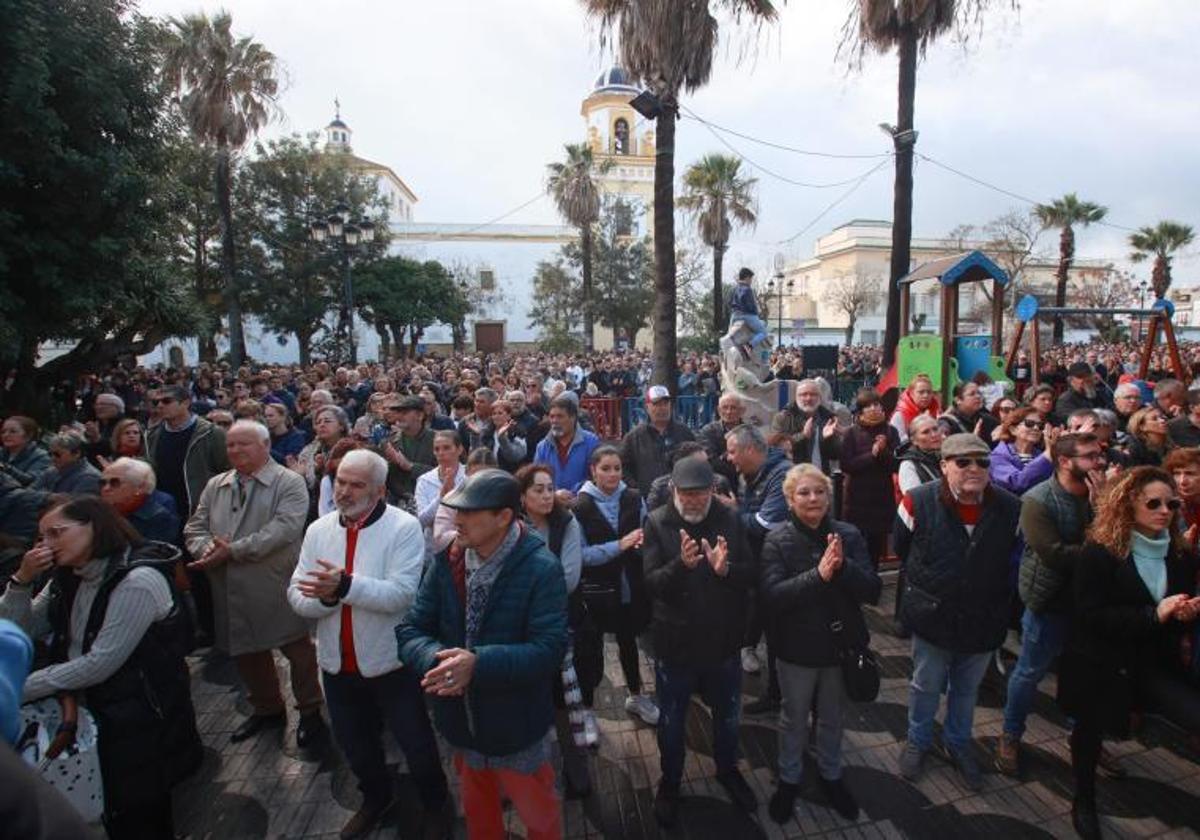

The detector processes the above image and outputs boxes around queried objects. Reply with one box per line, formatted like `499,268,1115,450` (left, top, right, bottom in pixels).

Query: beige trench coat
184,460,311,656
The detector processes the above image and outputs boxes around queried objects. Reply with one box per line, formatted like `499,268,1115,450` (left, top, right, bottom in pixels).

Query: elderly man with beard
533,394,600,503
289,450,450,839
1054,362,1103,424
642,457,757,827
894,433,1022,792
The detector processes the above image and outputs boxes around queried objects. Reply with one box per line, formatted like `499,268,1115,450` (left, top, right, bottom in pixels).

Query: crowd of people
0,344,1198,840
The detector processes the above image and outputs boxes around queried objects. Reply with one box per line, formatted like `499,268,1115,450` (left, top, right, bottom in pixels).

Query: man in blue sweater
533,394,599,504
726,267,768,361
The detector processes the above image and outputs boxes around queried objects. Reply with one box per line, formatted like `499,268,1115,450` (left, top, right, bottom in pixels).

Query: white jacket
288,503,424,678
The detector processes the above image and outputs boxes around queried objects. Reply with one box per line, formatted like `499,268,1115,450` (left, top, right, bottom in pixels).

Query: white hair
339,449,388,488
95,393,125,413
111,457,156,492
229,419,270,444
1114,382,1141,399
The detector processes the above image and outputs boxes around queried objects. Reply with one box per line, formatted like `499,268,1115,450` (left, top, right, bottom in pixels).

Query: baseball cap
646,385,671,403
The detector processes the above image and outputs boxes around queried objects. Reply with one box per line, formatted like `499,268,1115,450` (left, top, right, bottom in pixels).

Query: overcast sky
138,0,1200,282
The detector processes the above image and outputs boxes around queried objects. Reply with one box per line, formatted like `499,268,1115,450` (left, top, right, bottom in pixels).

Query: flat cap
395,395,425,412
1067,362,1094,379
941,433,991,459
441,468,521,512
672,457,714,491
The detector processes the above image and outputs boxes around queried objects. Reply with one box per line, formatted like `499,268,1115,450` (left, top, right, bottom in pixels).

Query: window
613,118,630,155
479,269,495,290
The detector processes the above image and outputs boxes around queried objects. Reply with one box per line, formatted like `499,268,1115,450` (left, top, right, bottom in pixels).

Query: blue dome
593,66,639,94
328,118,348,129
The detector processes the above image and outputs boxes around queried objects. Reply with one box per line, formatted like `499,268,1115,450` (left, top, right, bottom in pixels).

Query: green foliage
0,0,202,405
527,260,581,338
1129,220,1195,298
240,133,389,364
354,256,465,359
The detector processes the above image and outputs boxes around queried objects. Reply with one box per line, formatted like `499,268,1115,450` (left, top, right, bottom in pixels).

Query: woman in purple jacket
989,407,1056,496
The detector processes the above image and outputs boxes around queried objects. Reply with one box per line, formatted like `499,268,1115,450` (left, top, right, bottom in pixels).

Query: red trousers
454,753,561,840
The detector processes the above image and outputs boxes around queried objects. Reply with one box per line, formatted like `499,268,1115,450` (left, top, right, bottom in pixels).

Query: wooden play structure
1005,295,1187,384
894,250,1012,403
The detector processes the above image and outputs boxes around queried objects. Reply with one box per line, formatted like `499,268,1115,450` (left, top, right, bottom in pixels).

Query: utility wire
774,157,892,246
680,107,893,160
680,104,893,189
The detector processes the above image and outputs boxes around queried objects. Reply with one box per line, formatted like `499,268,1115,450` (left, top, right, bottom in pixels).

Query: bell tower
581,68,655,237
324,97,353,153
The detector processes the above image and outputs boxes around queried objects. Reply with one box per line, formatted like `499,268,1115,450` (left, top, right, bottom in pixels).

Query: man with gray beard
642,457,757,827
1053,362,1102,424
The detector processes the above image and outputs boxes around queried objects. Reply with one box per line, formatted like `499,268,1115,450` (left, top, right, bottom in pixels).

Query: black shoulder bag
828,600,881,703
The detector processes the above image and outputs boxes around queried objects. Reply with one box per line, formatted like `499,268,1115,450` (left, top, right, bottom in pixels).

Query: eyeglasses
1021,420,1045,430
98,477,123,488
997,405,1016,413
150,397,176,406
952,457,991,469
39,522,81,541
1144,497,1182,511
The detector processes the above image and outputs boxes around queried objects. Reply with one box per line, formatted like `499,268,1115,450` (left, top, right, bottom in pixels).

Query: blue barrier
620,393,717,436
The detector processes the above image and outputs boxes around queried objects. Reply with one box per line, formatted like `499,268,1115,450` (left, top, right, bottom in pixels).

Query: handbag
829,615,881,703
18,695,104,824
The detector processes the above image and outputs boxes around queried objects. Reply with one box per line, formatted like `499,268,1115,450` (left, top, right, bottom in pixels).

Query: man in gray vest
893,433,1021,792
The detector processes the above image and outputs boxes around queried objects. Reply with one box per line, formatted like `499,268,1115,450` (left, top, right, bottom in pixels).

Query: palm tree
679,154,758,341
1129,220,1195,300
1034,193,1107,342
546,143,609,352
163,11,279,368
842,0,1015,369
582,0,779,391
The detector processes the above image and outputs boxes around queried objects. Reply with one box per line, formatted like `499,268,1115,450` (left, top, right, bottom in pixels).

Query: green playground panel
898,336,945,390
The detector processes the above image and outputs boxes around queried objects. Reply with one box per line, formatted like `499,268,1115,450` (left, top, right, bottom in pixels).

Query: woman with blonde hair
1123,406,1172,467
1059,466,1199,838
762,463,881,823
110,417,148,460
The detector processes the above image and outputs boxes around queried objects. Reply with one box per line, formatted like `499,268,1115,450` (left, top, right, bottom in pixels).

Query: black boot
819,776,860,821
768,781,799,824
1071,798,1101,840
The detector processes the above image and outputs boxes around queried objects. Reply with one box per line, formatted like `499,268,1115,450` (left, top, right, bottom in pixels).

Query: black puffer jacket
642,499,754,667
761,515,882,667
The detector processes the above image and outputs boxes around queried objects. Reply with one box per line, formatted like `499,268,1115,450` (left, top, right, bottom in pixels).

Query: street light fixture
767,252,794,348
310,202,372,365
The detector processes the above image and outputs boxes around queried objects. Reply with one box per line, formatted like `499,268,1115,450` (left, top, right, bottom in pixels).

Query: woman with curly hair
1060,466,1200,838
1123,407,1172,467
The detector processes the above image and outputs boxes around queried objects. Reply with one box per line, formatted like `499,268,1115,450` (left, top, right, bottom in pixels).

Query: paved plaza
175,577,1200,839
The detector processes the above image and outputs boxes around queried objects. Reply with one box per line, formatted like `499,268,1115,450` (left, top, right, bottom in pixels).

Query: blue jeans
656,655,742,789
322,666,449,810
733,313,768,348
1002,609,1069,740
907,635,992,752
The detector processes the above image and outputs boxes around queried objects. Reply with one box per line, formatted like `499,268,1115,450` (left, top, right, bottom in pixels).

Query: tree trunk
215,146,246,367
198,333,218,364
1152,256,1168,299
1052,225,1074,343
389,323,406,360
409,326,423,358
883,24,917,371
581,224,594,352
375,323,391,363
295,327,313,367
711,242,725,345
652,93,679,393
845,318,856,347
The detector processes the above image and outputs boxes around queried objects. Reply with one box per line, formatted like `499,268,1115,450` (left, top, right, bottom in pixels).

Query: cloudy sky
138,0,1200,282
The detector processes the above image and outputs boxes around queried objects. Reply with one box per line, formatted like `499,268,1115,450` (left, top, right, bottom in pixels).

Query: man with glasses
146,384,229,644
100,457,179,544
894,433,1022,791
33,431,101,496
1111,382,1143,432
996,432,1126,779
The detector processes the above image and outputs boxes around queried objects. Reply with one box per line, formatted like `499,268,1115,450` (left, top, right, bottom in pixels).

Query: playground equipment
1005,295,1186,384
891,250,1012,404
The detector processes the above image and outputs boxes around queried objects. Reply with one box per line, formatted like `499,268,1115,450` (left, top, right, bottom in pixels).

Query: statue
718,318,798,430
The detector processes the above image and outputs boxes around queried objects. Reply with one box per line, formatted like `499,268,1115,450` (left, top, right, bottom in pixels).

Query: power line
680,108,893,160
680,104,893,189
774,157,892,246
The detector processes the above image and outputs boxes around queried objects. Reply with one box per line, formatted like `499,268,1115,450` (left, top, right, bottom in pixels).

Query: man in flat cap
641,456,758,827
893,433,1021,792
396,468,568,840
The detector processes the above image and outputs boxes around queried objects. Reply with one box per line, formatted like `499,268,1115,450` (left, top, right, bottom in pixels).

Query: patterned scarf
464,523,521,648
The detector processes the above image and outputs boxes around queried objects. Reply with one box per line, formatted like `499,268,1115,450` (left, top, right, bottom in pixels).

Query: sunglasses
98,477,123,488
151,397,176,406
1144,497,1182,511
952,457,991,469
1021,420,1045,430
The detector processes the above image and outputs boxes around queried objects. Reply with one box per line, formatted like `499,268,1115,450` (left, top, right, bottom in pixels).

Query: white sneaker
741,646,761,674
625,694,661,726
583,709,599,747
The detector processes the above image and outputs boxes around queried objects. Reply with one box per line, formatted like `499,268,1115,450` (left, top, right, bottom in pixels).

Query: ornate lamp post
766,253,794,348
311,203,375,364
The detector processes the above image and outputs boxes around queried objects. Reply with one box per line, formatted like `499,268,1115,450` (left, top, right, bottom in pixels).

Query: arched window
613,118,630,155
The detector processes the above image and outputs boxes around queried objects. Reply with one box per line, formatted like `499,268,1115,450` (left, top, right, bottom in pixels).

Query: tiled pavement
175,577,1200,839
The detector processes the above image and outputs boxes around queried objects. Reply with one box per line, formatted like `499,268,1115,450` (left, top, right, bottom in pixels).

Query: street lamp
1138,279,1149,309
766,252,794,348
311,203,374,365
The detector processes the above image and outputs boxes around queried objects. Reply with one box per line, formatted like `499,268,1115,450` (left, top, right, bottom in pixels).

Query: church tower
324,98,353,153
581,68,656,237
